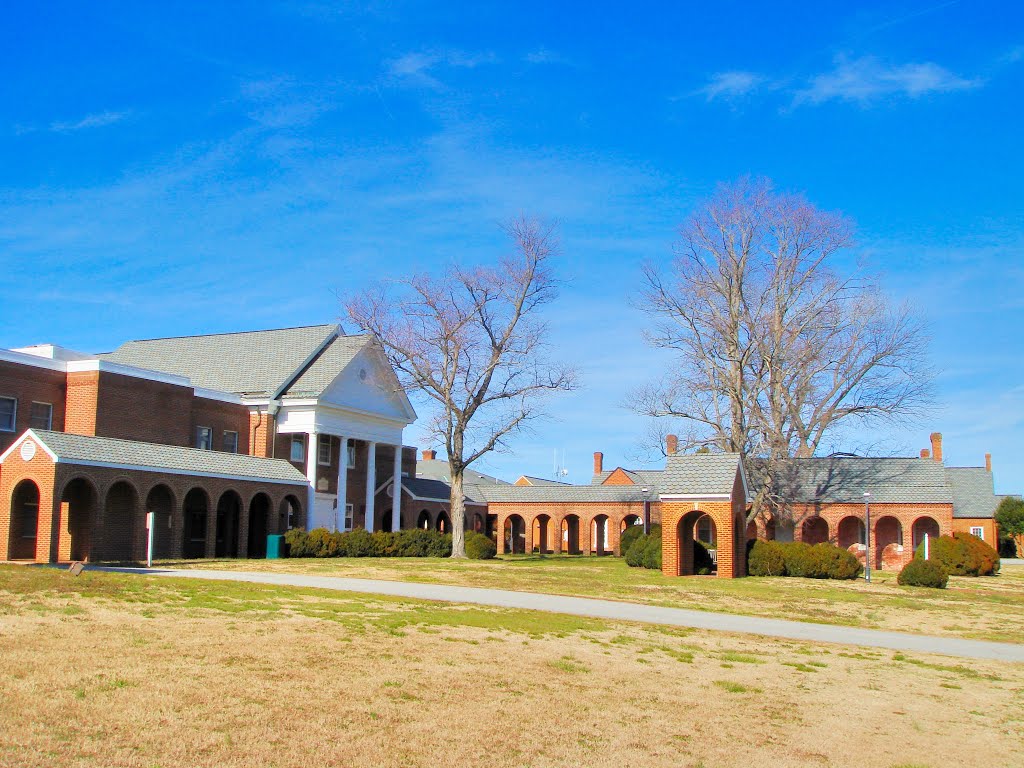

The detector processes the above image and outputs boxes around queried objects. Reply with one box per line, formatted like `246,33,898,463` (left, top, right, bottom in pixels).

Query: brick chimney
985,453,992,473
422,449,436,461
666,434,678,456
920,449,930,459
929,432,943,463
593,452,604,475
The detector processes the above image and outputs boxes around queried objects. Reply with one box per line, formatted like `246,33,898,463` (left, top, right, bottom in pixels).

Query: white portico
273,336,417,532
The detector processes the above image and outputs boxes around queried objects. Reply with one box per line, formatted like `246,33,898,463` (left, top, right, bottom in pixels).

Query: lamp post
642,487,650,534
863,491,872,583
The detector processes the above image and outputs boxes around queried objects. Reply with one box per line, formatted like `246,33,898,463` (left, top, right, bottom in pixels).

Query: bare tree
635,177,932,516
345,217,578,557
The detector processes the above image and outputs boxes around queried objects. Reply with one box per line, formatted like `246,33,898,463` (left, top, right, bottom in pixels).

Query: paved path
94,566,1024,663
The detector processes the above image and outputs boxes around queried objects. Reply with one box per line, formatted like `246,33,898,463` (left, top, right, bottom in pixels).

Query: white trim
67,358,191,387
0,348,68,372
277,400,411,430
193,387,243,404
0,430,61,463
659,493,733,501
52,457,305,486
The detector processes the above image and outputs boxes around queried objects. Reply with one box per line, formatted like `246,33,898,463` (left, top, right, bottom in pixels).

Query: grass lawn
1,566,1022,768
162,555,1024,644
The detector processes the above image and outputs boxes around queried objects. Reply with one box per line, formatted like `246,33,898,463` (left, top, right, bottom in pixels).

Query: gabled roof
591,468,663,490
101,324,339,397
946,467,998,519
414,458,510,486
279,334,373,398
748,457,953,505
661,453,744,497
473,483,654,504
5,430,307,485
515,475,572,486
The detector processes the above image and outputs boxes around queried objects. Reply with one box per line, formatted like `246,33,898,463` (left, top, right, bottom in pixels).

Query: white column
391,445,402,531
305,431,318,531
336,436,348,531
364,441,377,532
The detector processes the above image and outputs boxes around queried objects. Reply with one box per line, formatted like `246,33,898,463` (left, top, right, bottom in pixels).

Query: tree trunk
449,469,467,558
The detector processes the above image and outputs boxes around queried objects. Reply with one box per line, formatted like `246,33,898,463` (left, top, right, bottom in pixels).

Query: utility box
266,534,288,560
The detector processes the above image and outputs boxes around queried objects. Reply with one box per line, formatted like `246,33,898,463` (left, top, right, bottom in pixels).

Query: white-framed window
223,430,238,454
290,434,305,463
29,402,52,431
970,526,984,540
346,442,356,469
318,435,332,466
196,426,213,450
0,397,16,432
345,503,354,530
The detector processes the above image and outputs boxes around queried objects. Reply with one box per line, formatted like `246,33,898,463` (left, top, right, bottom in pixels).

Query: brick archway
560,514,581,554
661,501,744,578
8,479,40,560
145,484,176,560
59,477,98,562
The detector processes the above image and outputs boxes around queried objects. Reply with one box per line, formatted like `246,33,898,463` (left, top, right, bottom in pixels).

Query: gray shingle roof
102,325,339,397
414,458,509,486
279,334,372,398
516,476,572,486
401,477,488,505
946,467,998,519
473,483,655,504
661,453,742,496
749,457,953,505
28,430,307,485
590,468,664,490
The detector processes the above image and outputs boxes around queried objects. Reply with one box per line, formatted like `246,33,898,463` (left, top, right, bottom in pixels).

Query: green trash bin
266,534,288,559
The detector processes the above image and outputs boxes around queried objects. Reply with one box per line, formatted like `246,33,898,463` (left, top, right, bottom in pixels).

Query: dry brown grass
1,566,1022,768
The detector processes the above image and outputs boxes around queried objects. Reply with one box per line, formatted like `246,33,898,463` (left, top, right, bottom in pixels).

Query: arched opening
695,514,717,547
145,485,175,560
183,488,209,559
533,514,552,554
801,516,829,545
763,517,776,541
417,510,431,530
675,510,714,576
504,515,526,554
247,493,271,558
837,516,866,549
911,516,941,551
278,495,302,532
435,511,450,533
103,481,139,562
620,514,642,531
591,514,610,555
9,480,40,560
215,491,242,558
875,516,904,570
745,520,758,541
472,512,484,533
61,478,97,562
561,515,580,555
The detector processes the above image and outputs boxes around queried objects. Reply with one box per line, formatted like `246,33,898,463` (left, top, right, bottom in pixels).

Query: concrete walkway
94,566,1024,663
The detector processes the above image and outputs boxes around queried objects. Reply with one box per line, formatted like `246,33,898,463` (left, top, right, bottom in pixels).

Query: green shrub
624,527,662,570
282,527,453,558
919,533,999,576
897,559,948,589
624,534,649,567
284,528,311,557
620,524,646,557
337,528,375,557
642,536,663,570
781,541,815,577
810,542,863,580
748,540,786,576
465,531,497,560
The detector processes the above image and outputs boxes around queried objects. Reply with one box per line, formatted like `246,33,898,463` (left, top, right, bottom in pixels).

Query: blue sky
1,1,1022,491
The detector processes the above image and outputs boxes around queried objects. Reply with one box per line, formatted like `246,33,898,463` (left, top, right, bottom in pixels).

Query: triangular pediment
602,467,636,485
319,346,416,423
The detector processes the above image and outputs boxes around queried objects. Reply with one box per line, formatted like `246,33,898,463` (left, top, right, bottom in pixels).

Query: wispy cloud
386,49,498,89
698,71,767,101
794,55,982,105
524,48,573,66
16,109,131,135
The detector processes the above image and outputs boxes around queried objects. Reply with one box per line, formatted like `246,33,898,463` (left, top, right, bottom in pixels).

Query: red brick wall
488,500,659,556
0,360,67,453
953,518,997,546
191,396,251,454
0,435,57,562
92,371,192,445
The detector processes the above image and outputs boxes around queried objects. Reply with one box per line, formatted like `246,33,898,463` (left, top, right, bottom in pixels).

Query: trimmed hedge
465,531,497,560
747,540,862,580
284,527,453,558
916,533,999,576
624,525,662,570
897,559,948,589
619,524,646,557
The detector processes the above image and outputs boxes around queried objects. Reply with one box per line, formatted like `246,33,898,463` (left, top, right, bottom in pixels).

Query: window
196,426,213,451
223,430,238,454
29,402,52,431
970,526,984,540
318,435,332,466
344,503,354,531
346,442,356,469
0,397,16,432
290,434,305,463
